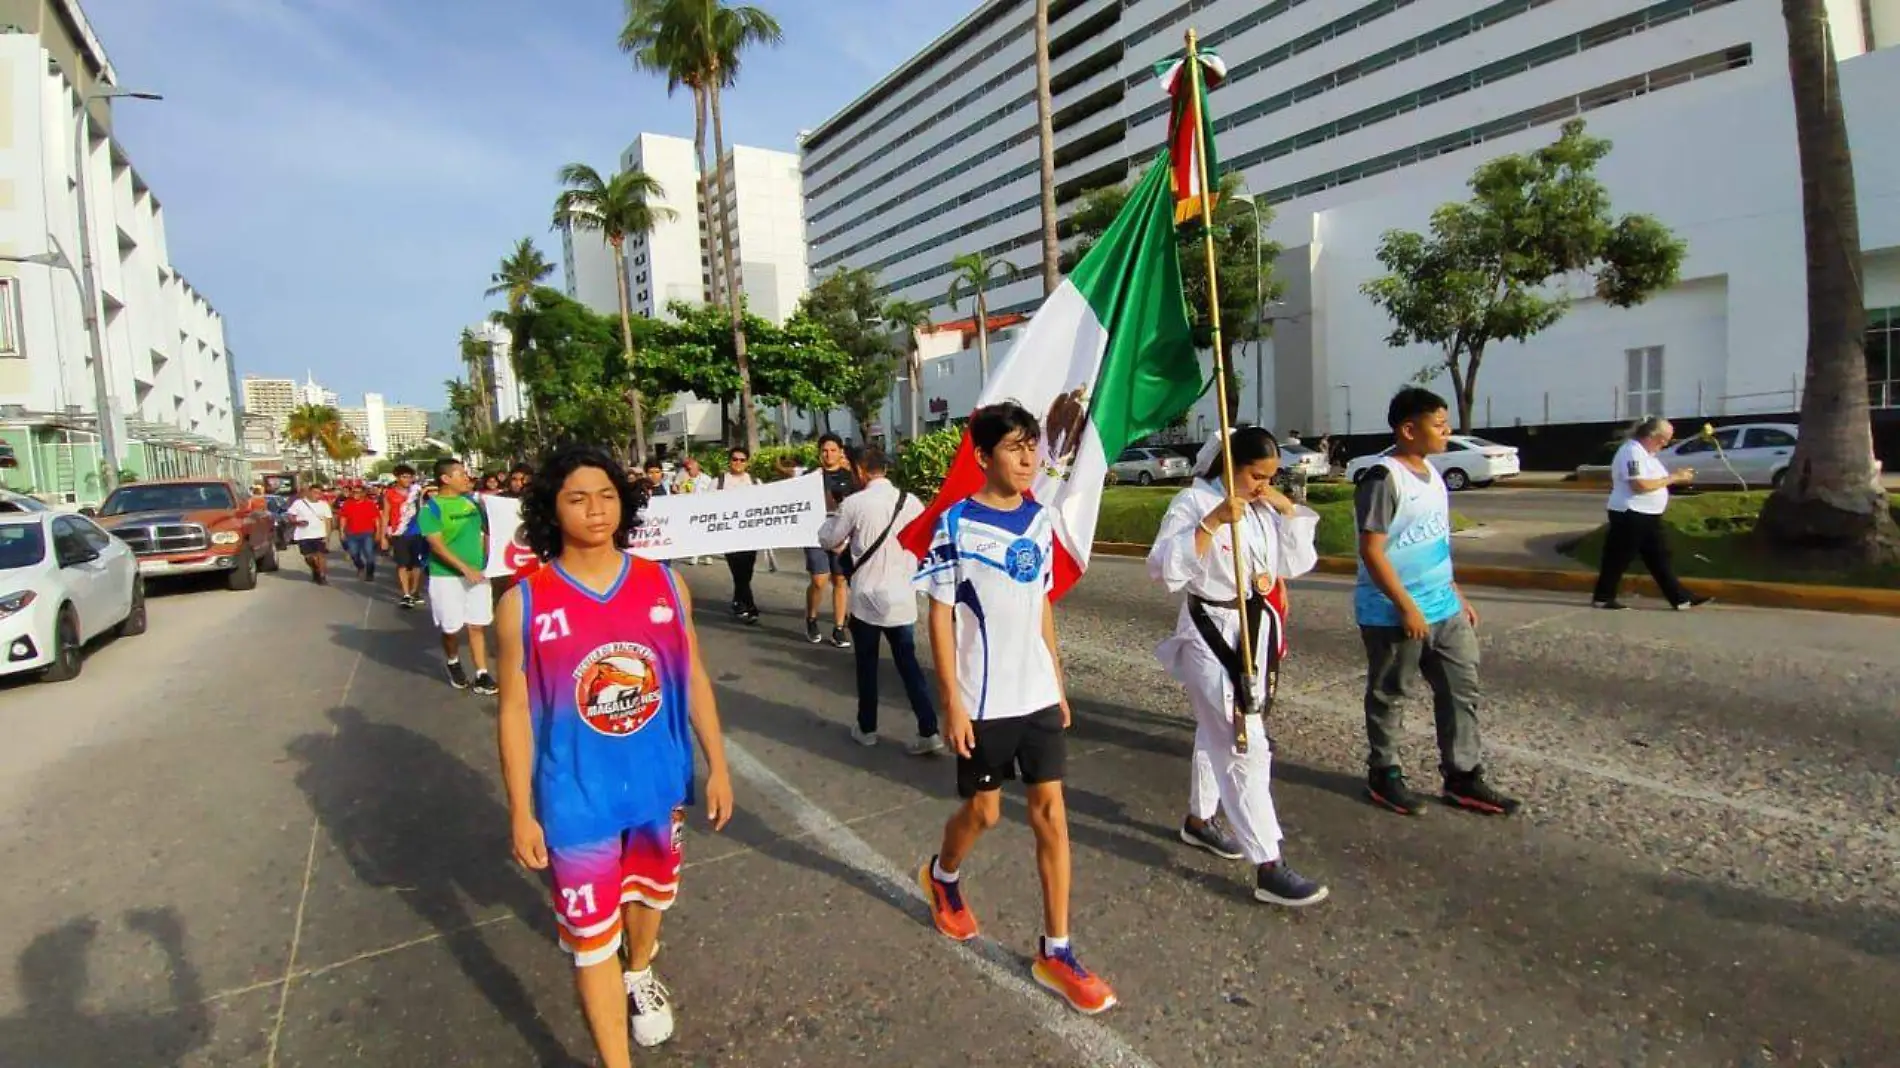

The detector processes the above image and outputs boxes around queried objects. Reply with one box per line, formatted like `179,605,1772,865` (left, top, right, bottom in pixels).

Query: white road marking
724,739,1162,1068
265,593,374,1067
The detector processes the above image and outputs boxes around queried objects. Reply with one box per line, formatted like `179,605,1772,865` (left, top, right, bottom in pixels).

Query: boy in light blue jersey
1354,388,1520,818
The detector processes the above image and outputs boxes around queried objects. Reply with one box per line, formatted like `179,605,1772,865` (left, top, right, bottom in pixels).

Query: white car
1280,443,1332,480
1345,435,1522,491
0,512,144,683
1110,446,1194,485
1657,422,1806,488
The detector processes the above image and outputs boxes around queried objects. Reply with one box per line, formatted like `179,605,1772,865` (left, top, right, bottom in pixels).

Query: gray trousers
1360,613,1486,776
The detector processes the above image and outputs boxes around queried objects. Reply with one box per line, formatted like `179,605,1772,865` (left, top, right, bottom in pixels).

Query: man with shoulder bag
819,445,942,755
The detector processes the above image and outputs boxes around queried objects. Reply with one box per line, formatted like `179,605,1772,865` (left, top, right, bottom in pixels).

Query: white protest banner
481,494,525,578
628,472,826,562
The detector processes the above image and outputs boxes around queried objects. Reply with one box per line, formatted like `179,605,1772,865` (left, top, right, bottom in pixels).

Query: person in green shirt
419,458,496,695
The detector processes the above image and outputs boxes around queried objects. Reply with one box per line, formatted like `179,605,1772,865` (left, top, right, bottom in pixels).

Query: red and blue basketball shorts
547,810,684,967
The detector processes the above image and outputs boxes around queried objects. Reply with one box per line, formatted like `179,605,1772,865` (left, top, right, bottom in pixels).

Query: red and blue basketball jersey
518,556,695,850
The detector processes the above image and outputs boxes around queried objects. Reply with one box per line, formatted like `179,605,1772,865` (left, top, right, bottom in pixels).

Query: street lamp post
71,85,162,495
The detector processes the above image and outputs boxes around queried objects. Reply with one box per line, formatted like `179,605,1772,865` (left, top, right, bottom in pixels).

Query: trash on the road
1223,992,1256,1007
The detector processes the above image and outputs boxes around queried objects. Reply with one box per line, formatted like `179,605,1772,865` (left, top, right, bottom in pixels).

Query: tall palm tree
621,0,782,453
284,403,344,484
1034,0,1060,297
947,251,1020,386
485,238,555,444
1756,0,1898,564
882,298,932,442
553,162,677,462
458,328,495,439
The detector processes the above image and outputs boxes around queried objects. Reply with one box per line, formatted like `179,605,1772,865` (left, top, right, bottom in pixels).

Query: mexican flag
1156,51,1225,226
896,157,1203,600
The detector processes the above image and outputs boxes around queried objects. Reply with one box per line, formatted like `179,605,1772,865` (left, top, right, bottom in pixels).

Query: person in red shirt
337,485,384,581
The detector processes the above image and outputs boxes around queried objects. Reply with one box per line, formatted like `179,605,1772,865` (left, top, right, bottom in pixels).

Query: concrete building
382,403,429,454
241,375,296,438
562,133,707,323
804,0,1900,452
707,143,809,324
0,0,243,502
466,319,525,425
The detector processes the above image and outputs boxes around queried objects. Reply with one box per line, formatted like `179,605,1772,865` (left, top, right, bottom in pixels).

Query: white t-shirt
915,496,1063,722
819,476,925,627
1609,440,1670,515
287,498,332,540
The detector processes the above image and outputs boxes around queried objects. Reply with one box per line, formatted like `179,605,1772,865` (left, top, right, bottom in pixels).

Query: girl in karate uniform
1146,427,1329,907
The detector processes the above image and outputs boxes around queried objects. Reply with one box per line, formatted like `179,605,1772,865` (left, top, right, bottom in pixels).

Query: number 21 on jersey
535,608,571,643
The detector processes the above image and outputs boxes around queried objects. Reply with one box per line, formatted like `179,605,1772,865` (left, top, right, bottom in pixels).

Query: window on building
1868,306,1897,409
0,278,19,357
1626,346,1664,417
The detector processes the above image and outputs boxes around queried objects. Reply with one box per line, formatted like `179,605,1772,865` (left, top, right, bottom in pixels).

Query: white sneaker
907,734,946,756
624,967,674,1047
850,726,878,747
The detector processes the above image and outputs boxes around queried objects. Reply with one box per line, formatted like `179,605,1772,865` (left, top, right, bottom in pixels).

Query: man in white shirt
818,445,941,755
1593,417,1708,611
286,483,335,585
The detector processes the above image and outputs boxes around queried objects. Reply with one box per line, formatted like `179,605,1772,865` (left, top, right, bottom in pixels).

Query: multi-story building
563,133,708,323
805,0,1900,450
382,403,429,454
241,375,297,439
0,0,244,502
707,144,809,324
464,319,526,425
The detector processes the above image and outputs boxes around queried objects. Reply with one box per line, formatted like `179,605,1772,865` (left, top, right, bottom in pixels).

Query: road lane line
724,739,1162,1068
265,593,374,1067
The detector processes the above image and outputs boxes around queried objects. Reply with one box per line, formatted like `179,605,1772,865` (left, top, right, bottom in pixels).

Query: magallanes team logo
573,643,665,737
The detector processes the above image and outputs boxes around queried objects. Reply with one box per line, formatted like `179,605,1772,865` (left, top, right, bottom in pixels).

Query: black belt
1186,593,1282,722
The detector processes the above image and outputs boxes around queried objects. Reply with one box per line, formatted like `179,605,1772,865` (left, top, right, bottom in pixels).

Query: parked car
1657,422,1807,488
90,479,278,590
0,489,50,514
1111,446,1194,485
1280,443,1332,481
1346,435,1522,490
0,511,144,682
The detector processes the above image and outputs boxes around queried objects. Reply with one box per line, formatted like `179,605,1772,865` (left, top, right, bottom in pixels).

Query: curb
1090,543,1900,618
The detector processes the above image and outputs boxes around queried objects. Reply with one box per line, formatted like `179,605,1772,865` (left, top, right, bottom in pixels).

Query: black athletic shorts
296,538,327,557
392,534,428,569
956,706,1068,798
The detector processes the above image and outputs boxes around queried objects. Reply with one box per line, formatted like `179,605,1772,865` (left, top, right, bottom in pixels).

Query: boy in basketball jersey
494,446,733,1068
1354,388,1520,818
914,402,1118,1015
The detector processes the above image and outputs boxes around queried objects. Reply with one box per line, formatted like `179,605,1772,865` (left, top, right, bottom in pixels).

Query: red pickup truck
90,478,280,590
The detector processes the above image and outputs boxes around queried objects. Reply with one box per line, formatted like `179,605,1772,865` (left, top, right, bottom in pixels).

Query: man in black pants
1593,416,1711,611
718,447,760,623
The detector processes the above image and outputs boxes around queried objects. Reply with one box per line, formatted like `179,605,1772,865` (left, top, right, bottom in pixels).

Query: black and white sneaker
1674,595,1714,611
1179,816,1245,860
445,660,470,691
1366,766,1426,816
470,671,498,696
624,967,674,1048
830,626,852,649
1442,767,1521,816
1592,599,1630,611
805,617,822,644
1254,861,1329,907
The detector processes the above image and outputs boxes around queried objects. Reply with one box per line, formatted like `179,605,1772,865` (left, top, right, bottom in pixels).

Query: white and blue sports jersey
1353,457,1462,627
916,497,1063,722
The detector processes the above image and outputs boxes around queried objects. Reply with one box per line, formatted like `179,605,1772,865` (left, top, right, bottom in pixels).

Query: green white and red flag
1155,51,1226,227
896,158,1204,599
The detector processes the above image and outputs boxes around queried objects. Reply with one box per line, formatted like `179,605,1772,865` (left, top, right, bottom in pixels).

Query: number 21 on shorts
536,608,571,643
560,883,597,919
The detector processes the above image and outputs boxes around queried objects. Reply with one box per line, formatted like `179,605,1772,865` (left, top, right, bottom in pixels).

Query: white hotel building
0,0,242,504
563,132,808,451
803,0,1900,452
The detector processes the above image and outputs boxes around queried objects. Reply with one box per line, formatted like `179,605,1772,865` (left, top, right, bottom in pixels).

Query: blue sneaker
1254,861,1328,908
1179,816,1244,860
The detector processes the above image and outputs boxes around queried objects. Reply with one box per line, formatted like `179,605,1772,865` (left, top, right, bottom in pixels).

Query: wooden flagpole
1184,28,1254,754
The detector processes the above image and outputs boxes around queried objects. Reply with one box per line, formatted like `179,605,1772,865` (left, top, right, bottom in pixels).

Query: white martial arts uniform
1147,478,1320,865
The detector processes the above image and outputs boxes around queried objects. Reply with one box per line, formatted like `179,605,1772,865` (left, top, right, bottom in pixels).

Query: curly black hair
519,445,647,560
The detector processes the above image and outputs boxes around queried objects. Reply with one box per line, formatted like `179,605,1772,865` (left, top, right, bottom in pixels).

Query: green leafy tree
484,238,555,443
946,251,1019,386
800,268,899,438
1360,119,1686,432
1062,172,1278,421
891,425,964,499
552,162,677,462
882,297,933,441
1754,0,1898,566
621,0,783,454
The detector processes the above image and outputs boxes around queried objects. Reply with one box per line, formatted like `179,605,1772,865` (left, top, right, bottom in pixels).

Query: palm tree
1034,0,1059,297
947,251,1019,386
284,403,344,484
458,328,495,440
484,238,555,444
553,162,677,462
621,0,782,453
1755,0,1898,566
882,298,932,442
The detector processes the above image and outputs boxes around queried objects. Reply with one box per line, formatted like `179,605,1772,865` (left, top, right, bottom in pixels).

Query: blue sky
81,0,963,410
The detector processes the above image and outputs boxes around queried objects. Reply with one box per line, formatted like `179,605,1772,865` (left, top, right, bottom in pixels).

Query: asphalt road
0,552,1894,1067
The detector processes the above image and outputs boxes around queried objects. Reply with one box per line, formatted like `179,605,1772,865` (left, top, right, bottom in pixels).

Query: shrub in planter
747,443,820,481
892,426,964,499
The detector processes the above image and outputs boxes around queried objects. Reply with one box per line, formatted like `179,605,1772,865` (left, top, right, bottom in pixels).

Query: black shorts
297,538,327,557
392,534,428,569
956,706,1068,798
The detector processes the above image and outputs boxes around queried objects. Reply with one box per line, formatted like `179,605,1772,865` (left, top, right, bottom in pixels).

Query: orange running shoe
1032,944,1118,1015
918,857,979,941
